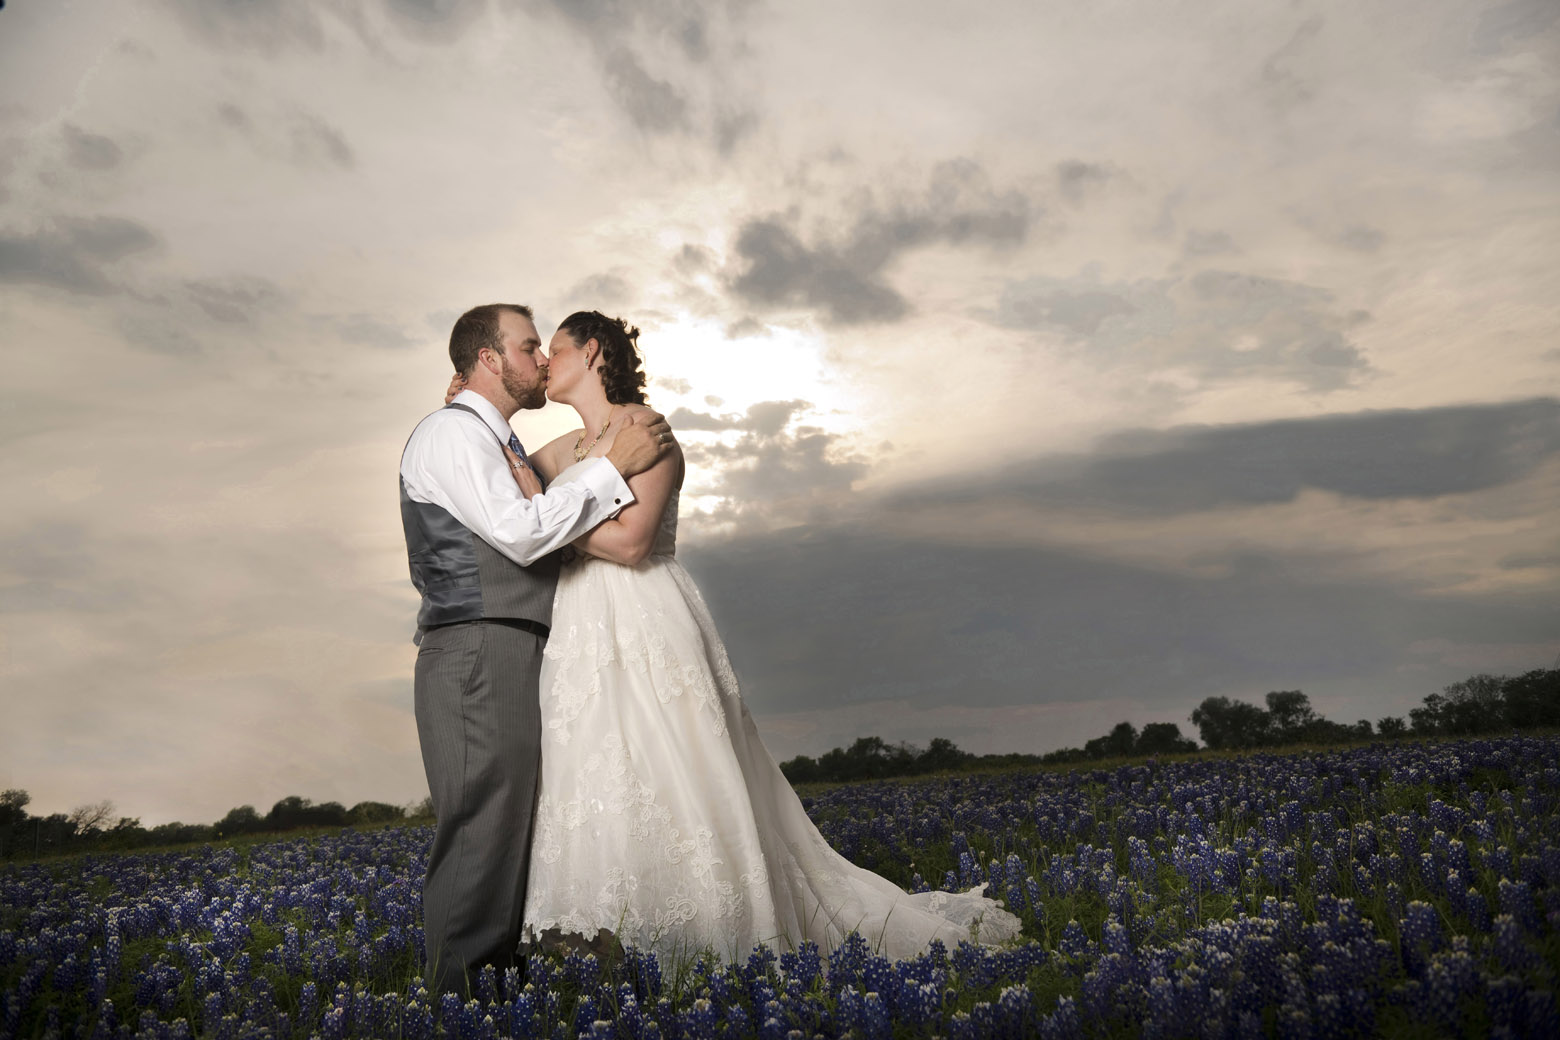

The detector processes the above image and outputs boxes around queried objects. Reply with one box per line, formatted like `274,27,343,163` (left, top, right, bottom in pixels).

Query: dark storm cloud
912,398,1560,516
677,406,1560,717
991,267,1372,392
685,523,1560,715
0,216,159,295
62,125,124,171
729,161,1032,325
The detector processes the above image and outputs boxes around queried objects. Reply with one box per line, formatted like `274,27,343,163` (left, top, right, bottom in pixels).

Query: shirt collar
451,389,515,443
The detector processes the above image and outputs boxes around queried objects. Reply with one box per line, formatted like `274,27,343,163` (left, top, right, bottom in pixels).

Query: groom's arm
401,411,634,567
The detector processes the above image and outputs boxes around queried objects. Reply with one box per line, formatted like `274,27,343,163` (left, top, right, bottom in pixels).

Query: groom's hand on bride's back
606,409,675,478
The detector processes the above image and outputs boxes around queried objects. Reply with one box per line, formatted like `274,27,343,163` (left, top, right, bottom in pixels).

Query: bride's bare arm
571,441,682,566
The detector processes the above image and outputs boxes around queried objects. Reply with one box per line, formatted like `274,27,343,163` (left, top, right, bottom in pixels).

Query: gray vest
400,403,561,634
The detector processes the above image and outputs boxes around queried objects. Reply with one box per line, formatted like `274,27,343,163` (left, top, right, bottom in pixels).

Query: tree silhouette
67,801,116,836
1190,696,1271,750
1135,722,1197,755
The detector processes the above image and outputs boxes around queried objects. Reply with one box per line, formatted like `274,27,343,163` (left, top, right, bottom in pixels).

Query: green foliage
347,801,406,825
781,735,987,784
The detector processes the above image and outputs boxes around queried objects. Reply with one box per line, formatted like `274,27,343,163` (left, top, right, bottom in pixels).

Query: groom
399,303,671,996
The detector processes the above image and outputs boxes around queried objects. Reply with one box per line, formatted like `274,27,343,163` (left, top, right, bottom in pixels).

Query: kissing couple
399,304,1020,996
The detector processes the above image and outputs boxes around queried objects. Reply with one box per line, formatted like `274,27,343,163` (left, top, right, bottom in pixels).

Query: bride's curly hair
558,310,648,405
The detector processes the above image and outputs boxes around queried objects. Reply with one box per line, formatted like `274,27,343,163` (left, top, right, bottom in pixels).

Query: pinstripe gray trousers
413,620,544,996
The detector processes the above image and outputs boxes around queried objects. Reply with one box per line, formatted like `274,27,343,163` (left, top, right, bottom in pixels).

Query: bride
462,310,1021,963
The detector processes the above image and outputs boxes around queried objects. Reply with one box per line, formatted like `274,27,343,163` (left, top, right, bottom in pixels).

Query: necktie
507,432,530,466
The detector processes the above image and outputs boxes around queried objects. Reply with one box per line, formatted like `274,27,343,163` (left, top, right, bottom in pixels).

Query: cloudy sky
2,0,1557,826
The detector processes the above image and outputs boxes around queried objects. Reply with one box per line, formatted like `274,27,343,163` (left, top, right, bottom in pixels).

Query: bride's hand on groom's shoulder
443,372,466,405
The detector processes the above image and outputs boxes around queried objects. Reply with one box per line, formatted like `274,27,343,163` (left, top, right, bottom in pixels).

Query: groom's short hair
450,303,534,375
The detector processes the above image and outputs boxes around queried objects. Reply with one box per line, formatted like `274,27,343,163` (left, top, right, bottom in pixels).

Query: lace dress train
522,464,1021,963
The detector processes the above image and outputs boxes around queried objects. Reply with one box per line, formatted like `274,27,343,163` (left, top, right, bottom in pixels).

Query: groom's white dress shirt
400,389,634,567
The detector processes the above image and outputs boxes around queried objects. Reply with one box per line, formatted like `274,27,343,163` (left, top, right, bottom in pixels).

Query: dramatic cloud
915,398,1560,515
729,161,1033,325
0,215,159,295
668,397,1560,749
685,519,1560,718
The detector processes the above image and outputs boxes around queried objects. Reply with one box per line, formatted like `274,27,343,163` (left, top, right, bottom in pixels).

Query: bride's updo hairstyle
558,310,648,405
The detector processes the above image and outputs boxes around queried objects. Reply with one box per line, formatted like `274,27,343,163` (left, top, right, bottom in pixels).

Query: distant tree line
776,736,980,783
1187,669,1560,751
0,792,432,861
779,668,1560,784
779,721,1201,784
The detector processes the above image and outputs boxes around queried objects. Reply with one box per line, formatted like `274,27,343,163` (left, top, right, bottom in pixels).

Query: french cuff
576,457,636,515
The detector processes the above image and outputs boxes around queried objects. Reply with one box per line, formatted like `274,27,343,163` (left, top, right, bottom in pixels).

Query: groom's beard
501,357,548,410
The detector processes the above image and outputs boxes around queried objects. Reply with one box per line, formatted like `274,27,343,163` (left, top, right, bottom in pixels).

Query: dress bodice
552,459,678,557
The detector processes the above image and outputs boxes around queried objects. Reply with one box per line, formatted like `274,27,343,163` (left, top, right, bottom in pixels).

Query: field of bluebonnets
4,735,1559,1039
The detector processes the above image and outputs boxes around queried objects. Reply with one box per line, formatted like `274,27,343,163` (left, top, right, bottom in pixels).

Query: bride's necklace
573,406,616,462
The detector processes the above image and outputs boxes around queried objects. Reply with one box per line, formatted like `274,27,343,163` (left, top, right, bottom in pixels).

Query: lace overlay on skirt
523,466,1021,962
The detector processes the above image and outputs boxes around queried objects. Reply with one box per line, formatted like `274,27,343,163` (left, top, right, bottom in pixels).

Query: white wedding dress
522,461,1022,963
